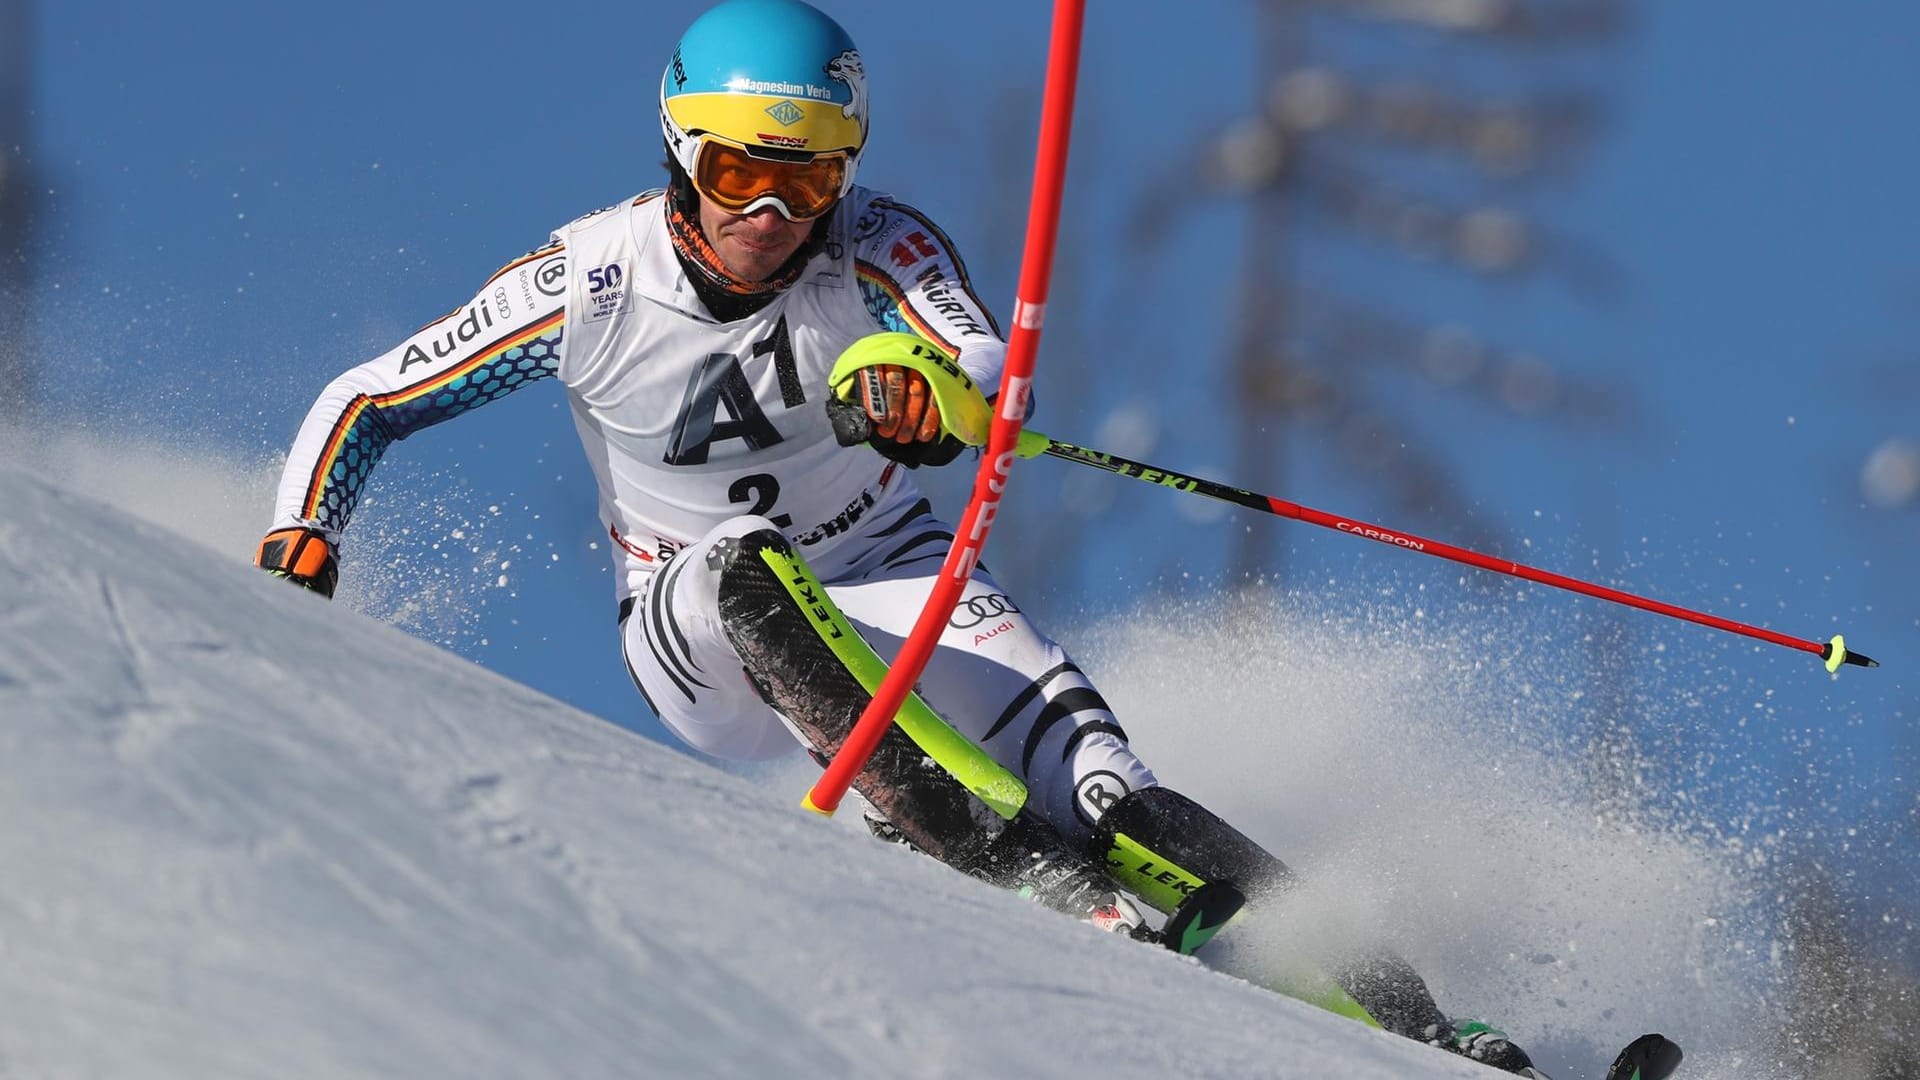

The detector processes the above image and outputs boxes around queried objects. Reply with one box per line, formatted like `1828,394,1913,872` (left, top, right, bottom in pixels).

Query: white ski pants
618,501,1157,848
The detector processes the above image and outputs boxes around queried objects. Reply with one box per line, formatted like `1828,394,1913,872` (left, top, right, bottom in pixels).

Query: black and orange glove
851,364,966,467
859,364,945,446
255,527,339,599
825,332,988,469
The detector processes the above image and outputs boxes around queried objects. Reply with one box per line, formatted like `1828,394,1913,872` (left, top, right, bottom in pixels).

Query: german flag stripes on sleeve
267,244,569,538
849,194,1008,393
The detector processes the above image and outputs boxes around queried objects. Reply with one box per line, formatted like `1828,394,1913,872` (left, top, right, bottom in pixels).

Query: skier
253,0,1537,1071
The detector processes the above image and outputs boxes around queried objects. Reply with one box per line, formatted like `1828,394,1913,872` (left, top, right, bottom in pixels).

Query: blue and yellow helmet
660,0,869,205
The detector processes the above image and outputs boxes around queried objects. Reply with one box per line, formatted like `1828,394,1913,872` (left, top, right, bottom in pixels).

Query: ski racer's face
697,194,818,283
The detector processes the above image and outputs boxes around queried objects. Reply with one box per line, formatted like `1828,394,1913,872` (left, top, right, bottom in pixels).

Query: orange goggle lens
693,141,847,220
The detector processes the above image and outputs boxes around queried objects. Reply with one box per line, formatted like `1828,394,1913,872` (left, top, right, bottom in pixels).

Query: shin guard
1090,786,1444,1036
1090,787,1292,916
712,527,1039,873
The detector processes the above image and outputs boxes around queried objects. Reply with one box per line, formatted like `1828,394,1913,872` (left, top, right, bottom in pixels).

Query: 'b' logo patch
1074,771,1130,828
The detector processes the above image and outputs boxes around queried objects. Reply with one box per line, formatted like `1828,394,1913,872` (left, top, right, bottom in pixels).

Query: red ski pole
803,0,1088,816
1015,430,1880,674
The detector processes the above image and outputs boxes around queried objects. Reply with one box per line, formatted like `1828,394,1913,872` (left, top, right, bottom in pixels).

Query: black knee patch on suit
1088,786,1292,916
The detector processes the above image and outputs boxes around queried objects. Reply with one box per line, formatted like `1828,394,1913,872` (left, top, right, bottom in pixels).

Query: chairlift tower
1203,0,1631,584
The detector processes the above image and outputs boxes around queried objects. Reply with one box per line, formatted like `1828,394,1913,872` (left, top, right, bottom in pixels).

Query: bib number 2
730,473,792,528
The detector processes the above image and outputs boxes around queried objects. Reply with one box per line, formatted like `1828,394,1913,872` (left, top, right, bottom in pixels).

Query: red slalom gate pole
804,0,1087,816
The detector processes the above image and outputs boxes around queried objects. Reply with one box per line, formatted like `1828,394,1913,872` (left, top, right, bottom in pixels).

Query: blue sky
18,1,1918,936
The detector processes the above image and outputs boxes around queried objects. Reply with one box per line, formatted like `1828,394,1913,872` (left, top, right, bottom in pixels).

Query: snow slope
0,465,1521,1079
0,464,1788,1079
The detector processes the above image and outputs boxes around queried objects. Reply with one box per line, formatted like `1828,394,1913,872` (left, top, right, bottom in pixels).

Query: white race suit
266,187,1157,846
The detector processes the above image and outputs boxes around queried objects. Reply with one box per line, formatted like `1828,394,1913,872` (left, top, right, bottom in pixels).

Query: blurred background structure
0,0,34,419
963,0,1644,616
1197,0,1632,585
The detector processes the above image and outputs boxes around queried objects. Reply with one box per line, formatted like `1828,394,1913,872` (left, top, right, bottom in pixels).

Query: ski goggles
691,137,848,221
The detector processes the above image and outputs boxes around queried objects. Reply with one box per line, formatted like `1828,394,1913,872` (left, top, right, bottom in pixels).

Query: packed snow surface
0,464,1787,1078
